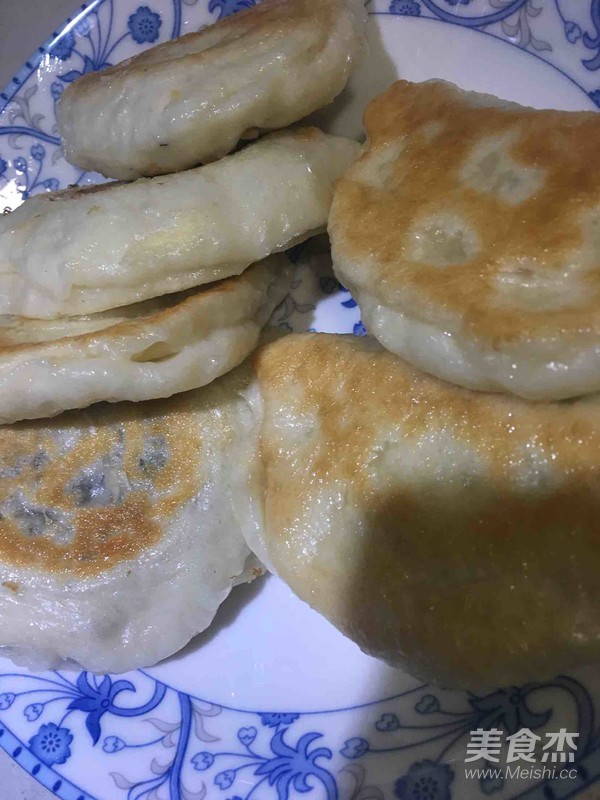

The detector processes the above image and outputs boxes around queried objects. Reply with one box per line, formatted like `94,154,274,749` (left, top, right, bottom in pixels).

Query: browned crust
0,392,207,576
332,80,600,346
254,334,600,685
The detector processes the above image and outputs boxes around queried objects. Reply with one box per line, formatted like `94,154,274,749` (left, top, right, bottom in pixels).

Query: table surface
2,2,600,800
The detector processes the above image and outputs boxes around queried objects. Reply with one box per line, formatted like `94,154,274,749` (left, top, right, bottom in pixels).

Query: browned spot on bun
331,80,600,345
292,127,324,142
0,392,206,577
0,494,160,576
253,334,600,685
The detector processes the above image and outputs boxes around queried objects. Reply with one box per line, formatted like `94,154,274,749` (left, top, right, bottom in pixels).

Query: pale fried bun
57,0,365,179
0,256,291,424
0,128,358,318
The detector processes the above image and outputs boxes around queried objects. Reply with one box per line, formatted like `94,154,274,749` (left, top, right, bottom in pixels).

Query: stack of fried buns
2,0,600,691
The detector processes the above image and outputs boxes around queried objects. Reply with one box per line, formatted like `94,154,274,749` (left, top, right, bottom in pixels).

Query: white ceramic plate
1,1,600,798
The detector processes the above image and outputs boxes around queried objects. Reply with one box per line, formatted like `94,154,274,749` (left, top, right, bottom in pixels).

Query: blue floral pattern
394,760,454,800
376,712,401,731
128,6,163,43
565,20,583,43
24,703,44,722
30,143,45,161
341,737,370,759
479,763,505,795
102,735,125,753
29,723,73,767
2,2,600,800
2,0,600,210
260,712,300,729
50,31,76,61
67,673,136,744
468,686,552,734
50,82,63,102
390,0,421,14
208,0,257,19
0,666,595,800
215,769,236,789
191,750,215,770
415,695,441,715
254,731,337,799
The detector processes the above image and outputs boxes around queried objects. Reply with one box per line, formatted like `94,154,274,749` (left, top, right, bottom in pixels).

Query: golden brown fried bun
0,360,262,673
330,79,600,401
239,333,600,688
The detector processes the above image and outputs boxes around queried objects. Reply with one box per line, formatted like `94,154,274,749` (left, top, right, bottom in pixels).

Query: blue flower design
59,54,102,84
215,769,235,789
260,712,300,729
340,736,369,759
375,713,400,732
24,703,43,721
192,751,214,771
67,673,134,744
444,0,470,4
44,178,60,191
0,159,7,177
415,695,441,714
13,157,27,173
50,81,64,101
255,730,337,800
394,760,454,800
29,723,73,766
589,89,600,107
353,321,367,337
30,144,45,162
0,692,14,709
480,760,504,794
75,17,92,36
565,21,582,43
389,0,421,15
469,686,551,735
208,0,257,21
102,736,125,753
50,30,76,61
128,6,162,44
238,726,257,746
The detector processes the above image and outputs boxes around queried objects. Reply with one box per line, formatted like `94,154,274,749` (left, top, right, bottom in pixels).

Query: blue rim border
1,2,600,799
0,720,98,800
0,2,101,112
367,12,596,107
